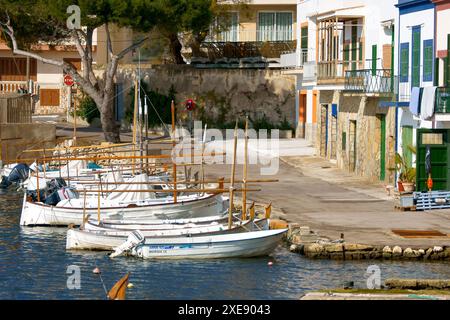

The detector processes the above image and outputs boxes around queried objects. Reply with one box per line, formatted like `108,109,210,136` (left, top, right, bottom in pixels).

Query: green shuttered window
423,39,433,82
412,26,421,88
400,43,409,83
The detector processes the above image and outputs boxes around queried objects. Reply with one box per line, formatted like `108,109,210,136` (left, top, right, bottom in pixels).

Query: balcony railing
344,69,393,94
280,48,310,69
435,87,450,113
0,81,39,95
205,30,295,43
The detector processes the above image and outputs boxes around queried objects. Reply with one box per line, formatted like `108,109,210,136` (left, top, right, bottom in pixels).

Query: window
301,26,308,49
40,89,60,107
422,133,443,145
411,26,421,88
400,43,409,83
219,12,239,42
423,39,433,82
0,58,37,81
342,131,346,151
258,12,293,41
205,12,238,42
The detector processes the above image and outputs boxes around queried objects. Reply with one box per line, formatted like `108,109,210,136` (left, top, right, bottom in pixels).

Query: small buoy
127,283,134,289
268,261,273,266
93,267,101,274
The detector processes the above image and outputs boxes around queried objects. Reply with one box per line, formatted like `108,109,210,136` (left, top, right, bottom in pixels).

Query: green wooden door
416,129,449,191
379,115,386,181
402,126,413,168
412,26,421,88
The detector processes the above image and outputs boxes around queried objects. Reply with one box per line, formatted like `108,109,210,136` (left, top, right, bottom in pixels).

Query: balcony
191,29,296,68
344,69,394,96
435,87,450,113
0,81,39,95
280,49,309,70
317,60,365,84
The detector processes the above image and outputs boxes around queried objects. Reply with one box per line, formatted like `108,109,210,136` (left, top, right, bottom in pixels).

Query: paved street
201,138,450,248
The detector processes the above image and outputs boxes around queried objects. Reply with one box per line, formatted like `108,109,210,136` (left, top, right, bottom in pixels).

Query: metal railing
205,29,295,43
435,87,450,113
344,69,393,94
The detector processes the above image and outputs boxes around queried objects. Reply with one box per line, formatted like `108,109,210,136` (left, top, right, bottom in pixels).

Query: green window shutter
301,26,308,49
372,45,377,76
423,40,433,82
446,34,450,87
412,26,421,88
400,43,409,82
351,23,357,70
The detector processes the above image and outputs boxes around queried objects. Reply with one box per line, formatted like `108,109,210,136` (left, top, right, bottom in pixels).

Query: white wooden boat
66,219,269,251
83,218,268,237
21,193,228,226
111,229,288,259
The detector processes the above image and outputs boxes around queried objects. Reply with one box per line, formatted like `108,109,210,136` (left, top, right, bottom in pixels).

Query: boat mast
132,79,139,176
228,120,238,229
171,100,177,203
242,117,248,221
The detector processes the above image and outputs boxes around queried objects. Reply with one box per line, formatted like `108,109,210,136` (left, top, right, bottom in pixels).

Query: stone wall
115,65,297,129
0,123,56,164
315,90,396,183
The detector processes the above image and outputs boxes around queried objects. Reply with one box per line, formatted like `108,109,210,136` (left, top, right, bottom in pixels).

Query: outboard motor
46,178,67,194
7,164,30,184
0,176,11,189
44,186,79,206
0,163,30,189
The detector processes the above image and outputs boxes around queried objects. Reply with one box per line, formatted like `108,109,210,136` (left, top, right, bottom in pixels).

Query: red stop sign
64,74,74,86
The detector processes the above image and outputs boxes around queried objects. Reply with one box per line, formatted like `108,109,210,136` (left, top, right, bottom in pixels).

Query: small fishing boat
21,192,227,226
109,228,287,260
66,219,269,251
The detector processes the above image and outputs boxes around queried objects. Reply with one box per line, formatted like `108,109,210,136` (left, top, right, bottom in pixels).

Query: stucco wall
115,65,297,128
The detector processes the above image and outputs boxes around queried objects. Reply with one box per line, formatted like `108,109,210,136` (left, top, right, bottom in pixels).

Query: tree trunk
169,33,185,64
99,91,120,143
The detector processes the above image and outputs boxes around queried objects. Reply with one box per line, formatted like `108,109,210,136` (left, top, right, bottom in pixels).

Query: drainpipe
394,11,401,188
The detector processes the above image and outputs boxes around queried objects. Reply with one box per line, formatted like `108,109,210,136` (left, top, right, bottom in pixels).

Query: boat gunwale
25,193,220,211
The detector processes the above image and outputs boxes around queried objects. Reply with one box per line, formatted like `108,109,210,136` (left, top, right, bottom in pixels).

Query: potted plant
392,150,417,193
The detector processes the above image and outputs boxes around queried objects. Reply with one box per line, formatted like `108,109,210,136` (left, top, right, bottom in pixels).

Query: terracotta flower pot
397,181,405,192
402,182,415,193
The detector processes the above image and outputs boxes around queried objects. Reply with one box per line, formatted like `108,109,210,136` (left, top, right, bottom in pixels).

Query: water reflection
0,189,449,300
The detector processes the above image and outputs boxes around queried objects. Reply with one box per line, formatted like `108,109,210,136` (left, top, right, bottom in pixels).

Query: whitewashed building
282,0,398,182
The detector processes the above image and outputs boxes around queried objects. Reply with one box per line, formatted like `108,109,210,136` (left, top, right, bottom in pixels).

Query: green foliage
390,146,417,183
125,82,176,128
76,95,100,124
278,117,294,131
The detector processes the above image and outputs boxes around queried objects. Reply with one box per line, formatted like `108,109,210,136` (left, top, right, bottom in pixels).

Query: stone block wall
315,90,396,183
114,65,297,129
0,123,56,164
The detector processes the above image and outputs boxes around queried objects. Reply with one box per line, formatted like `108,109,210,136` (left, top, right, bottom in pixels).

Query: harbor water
1,189,450,300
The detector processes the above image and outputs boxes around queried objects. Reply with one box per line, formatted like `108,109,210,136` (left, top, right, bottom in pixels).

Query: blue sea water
1,189,449,300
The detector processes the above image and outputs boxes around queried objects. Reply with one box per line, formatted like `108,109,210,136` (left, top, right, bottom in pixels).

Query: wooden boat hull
66,220,270,251
21,194,227,226
130,229,287,259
